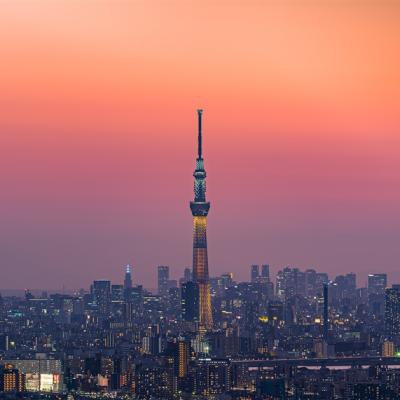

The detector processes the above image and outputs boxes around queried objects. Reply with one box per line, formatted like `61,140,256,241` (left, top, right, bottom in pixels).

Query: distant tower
368,273,387,296
181,281,199,322
92,280,111,317
183,267,192,283
261,264,270,281
323,283,329,341
190,109,213,329
158,266,170,296
124,264,132,290
385,285,400,338
251,265,259,283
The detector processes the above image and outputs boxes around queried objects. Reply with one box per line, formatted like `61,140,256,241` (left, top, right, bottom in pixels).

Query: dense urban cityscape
1,266,400,399
1,110,400,400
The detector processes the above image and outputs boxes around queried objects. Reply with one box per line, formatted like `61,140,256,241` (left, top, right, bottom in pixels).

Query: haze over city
1,2,400,290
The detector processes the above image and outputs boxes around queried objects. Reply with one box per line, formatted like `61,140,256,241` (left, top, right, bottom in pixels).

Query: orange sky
0,1,399,289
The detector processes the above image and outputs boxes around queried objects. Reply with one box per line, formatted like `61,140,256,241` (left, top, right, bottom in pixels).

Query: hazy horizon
1,2,399,290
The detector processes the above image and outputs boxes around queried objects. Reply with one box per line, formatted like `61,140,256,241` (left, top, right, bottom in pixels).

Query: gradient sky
1,1,400,290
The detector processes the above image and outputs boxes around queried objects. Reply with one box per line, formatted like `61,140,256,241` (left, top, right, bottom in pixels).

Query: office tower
181,281,199,322
124,264,132,290
91,280,111,316
178,340,189,379
167,279,178,290
250,265,259,283
127,285,143,319
190,109,213,329
158,266,170,296
166,338,190,382
305,269,317,297
261,264,270,280
331,273,356,302
268,301,284,325
316,273,329,295
385,285,400,338
184,268,192,283
368,274,387,316
368,274,387,295
323,283,329,341
179,268,192,288
143,325,162,356
168,287,181,315
276,267,306,299
346,272,357,290
111,284,124,302
220,273,234,288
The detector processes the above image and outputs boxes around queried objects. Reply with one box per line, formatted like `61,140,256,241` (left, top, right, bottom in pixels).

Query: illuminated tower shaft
190,109,213,329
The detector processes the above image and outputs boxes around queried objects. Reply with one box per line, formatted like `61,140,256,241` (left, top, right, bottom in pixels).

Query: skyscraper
261,264,270,280
91,280,111,316
276,267,306,299
368,274,387,296
183,267,192,283
179,267,192,288
124,264,132,290
190,109,213,329
158,266,170,296
250,265,259,283
385,285,400,338
368,273,387,316
323,283,329,341
181,281,199,322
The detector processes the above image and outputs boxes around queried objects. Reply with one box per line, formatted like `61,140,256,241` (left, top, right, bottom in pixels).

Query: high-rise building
177,340,189,379
261,264,270,280
184,268,192,283
0,365,25,392
111,284,124,302
382,340,395,357
385,285,400,338
368,274,387,296
158,266,170,296
190,109,213,329
179,268,192,288
331,273,356,302
316,273,329,295
91,280,111,316
220,273,234,288
368,274,387,316
124,264,132,290
276,267,305,299
127,285,143,319
250,265,259,283
323,283,329,341
181,281,199,322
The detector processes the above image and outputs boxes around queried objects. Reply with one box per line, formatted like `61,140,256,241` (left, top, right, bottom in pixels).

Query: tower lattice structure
190,109,213,329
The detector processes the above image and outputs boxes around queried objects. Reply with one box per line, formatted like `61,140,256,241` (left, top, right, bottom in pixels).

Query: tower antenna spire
197,109,203,159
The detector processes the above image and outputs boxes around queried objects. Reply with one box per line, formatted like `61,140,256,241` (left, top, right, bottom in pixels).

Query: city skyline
1,3,400,398
1,2,400,290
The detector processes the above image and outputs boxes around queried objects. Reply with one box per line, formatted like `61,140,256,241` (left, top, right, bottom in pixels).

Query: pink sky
0,1,399,290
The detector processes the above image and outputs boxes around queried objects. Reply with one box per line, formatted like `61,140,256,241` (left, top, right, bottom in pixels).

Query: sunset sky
1,1,400,290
